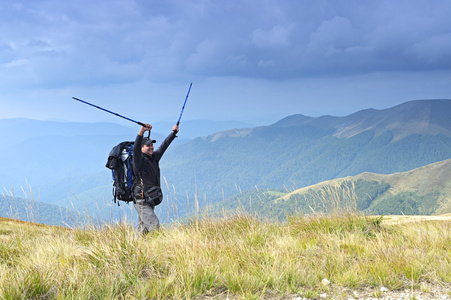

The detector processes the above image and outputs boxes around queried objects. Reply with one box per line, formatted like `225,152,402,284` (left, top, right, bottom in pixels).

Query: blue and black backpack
105,141,135,205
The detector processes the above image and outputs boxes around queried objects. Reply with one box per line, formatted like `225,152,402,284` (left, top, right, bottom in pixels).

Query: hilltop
272,99,451,140
281,158,451,214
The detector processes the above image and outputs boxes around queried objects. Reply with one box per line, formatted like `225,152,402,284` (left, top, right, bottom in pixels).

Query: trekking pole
72,97,147,127
174,82,192,137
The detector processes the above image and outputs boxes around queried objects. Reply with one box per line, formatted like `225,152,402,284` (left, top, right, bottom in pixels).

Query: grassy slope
0,214,450,299
354,158,451,214
275,158,451,216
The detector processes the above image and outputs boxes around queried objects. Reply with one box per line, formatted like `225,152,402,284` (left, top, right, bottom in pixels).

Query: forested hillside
0,194,74,226
211,158,451,221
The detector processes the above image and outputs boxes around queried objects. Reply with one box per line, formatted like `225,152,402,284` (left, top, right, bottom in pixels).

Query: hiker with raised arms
74,83,191,233
132,123,179,234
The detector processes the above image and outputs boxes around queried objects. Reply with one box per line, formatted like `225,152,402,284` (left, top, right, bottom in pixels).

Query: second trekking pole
174,82,192,137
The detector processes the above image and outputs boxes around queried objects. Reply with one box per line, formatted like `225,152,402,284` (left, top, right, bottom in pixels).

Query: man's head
141,137,156,155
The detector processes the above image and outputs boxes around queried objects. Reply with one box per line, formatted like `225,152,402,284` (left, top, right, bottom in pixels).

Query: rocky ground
204,281,450,299
292,282,451,299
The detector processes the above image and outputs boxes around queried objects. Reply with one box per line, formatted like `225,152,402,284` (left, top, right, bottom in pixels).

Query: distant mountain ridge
211,99,451,142
283,99,451,140
153,119,254,139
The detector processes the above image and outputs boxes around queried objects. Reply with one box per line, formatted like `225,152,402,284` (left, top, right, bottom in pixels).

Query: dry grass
0,210,450,299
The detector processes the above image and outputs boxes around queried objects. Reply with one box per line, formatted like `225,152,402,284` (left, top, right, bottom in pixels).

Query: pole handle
173,122,179,138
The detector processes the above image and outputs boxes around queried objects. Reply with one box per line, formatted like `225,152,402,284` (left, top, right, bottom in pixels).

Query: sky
1,0,451,126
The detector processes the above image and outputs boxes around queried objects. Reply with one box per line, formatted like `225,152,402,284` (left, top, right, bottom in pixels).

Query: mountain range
1,99,450,225
158,99,451,221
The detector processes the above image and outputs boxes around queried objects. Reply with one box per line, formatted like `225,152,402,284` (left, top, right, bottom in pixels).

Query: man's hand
172,125,179,134
139,123,152,136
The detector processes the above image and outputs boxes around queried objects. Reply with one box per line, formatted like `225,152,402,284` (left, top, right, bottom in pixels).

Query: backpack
105,141,135,205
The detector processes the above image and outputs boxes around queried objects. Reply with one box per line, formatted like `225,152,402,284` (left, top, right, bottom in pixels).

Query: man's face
142,143,154,155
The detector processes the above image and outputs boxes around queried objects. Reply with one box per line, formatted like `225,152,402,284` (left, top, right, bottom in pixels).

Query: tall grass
1,183,450,299
0,209,450,299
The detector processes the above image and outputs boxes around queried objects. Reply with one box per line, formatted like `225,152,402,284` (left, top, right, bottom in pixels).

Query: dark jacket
133,132,175,198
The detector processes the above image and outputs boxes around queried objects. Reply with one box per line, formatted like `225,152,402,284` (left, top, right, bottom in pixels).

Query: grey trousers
134,199,160,234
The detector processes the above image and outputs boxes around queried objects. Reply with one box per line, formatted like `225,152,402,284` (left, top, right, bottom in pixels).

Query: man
133,123,179,234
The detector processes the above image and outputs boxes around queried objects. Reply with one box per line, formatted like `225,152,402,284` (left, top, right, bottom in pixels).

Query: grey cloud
306,16,359,55
407,33,451,67
1,0,451,88
252,24,294,48
26,39,52,48
176,1,451,79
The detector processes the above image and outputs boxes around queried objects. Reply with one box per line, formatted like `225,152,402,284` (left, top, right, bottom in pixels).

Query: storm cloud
1,0,450,123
